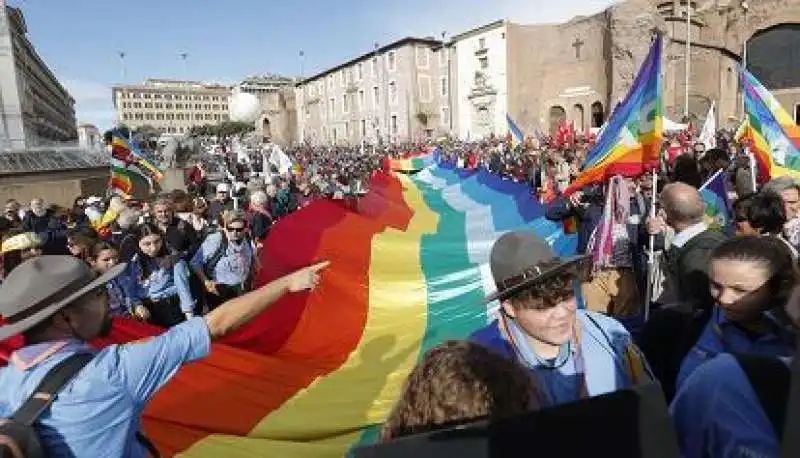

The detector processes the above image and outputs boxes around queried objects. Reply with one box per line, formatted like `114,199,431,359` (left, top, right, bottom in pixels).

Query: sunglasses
226,226,246,233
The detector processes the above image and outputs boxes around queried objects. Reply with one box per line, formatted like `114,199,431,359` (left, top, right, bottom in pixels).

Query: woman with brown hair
381,340,541,442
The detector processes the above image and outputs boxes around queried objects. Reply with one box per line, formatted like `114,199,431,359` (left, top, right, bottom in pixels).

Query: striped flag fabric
565,34,664,195
699,168,733,236
506,113,524,150
0,164,576,457
738,66,800,182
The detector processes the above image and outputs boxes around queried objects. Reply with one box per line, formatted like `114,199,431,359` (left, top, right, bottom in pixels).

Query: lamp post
684,0,692,119
740,0,749,118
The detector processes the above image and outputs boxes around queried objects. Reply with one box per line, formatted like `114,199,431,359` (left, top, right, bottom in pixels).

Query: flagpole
698,167,723,191
645,169,657,323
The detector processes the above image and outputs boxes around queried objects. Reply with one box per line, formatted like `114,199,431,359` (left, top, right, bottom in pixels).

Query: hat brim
0,262,127,341
484,254,590,304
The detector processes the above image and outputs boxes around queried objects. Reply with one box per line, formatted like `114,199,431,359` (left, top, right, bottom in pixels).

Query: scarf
591,176,630,269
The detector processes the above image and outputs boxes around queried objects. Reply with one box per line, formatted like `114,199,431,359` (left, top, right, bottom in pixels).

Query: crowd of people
0,128,796,458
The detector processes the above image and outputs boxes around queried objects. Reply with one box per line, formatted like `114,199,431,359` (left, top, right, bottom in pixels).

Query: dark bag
734,354,791,441
355,383,679,458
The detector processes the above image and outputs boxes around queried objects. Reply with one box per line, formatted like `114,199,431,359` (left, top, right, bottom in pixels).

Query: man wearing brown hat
471,231,654,407
0,255,328,457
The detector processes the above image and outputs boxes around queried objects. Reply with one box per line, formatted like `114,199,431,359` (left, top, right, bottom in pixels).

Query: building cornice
450,19,507,42
297,36,442,86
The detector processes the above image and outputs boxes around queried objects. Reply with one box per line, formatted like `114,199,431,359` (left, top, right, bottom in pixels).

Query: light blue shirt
677,306,794,390
191,232,253,287
125,255,196,313
0,317,211,457
671,353,786,458
471,310,655,407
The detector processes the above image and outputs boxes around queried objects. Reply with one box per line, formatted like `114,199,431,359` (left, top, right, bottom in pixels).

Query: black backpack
0,354,160,458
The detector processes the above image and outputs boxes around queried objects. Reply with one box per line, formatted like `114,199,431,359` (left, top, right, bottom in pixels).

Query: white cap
216,183,230,193
86,196,102,206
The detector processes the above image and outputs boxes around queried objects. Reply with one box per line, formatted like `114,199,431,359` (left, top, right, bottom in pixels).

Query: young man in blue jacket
470,231,654,407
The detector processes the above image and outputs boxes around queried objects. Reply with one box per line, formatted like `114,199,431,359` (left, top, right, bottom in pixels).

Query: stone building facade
296,37,451,145
503,0,800,136
237,74,297,146
0,2,77,149
112,79,231,135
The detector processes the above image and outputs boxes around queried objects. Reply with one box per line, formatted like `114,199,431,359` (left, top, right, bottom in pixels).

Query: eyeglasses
226,226,246,233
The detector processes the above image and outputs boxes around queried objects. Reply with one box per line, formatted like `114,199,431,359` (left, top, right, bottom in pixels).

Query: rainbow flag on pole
738,67,800,181
110,131,163,182
699,168,733,236
565,34,663,195
506,113,524,150
3,166,573,457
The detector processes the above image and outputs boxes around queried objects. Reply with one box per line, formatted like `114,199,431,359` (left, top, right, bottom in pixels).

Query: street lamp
740,0,749,118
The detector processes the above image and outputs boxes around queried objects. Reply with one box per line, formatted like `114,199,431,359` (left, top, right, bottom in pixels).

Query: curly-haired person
381,340,541,442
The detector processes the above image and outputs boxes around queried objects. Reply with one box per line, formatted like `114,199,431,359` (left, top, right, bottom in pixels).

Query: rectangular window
373,86,379,108
371,57,377,77
357,63,363,80
345,121,349,138
343,94,349,113
358,90,365,110
389,81,397,104
387,51,396,71
441,106,450,126
439,49,447,67
479,56,489,69
417,46,429,68
391,115,398,134
419,76,431,102
478,37,486,49
329,98,335,117
340,71,345,87
361,119,366,137
440,77,448,97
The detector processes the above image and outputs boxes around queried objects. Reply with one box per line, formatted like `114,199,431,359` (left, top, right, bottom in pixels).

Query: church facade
454,0,800,139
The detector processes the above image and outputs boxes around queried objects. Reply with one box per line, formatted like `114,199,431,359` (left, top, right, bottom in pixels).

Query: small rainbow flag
0,164,576,457
699,168,733,236
506,113,524,150
565,34,663,195
738,67,800,182
111,131,163,182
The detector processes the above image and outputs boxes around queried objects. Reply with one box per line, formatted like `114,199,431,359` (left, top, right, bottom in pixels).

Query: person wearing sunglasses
191,210,255,311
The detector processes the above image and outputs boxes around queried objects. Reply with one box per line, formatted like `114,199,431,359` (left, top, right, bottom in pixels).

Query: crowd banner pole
644,169,658,322
747,146,757,191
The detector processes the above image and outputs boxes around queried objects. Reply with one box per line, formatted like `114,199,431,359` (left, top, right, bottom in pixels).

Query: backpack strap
733,354,791,442
203,234,228,279
11,353,94,426
782,343,800,458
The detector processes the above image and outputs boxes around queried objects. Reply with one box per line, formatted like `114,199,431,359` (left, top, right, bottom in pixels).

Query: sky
9,0,616,131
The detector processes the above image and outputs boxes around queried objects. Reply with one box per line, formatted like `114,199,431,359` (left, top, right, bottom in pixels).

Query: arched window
549,106,567,134
591,102,604,128
747,24,800,90
573,104,585,132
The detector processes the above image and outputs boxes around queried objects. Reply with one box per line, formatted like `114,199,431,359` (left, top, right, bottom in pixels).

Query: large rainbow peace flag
1,164,573,457
385,149,439,172
738,67,800,181
565,34,663,195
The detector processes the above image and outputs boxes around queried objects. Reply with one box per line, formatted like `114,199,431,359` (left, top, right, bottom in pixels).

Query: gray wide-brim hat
485,231,589,303
0,255,126,341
